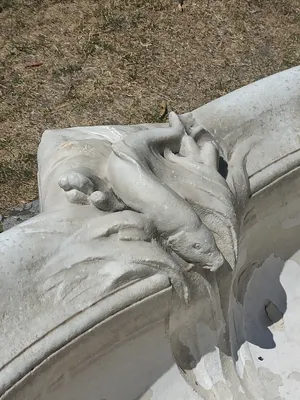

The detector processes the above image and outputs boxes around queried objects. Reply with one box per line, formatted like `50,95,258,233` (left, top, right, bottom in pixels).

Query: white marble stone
2,67,300,399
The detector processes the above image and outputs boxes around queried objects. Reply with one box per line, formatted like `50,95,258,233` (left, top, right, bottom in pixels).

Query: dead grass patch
1,0,300,212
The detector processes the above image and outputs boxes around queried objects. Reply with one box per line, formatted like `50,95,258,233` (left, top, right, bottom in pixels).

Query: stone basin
1,67,300,400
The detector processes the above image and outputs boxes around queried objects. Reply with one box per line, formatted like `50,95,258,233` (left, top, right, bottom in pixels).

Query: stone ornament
1,66,300,399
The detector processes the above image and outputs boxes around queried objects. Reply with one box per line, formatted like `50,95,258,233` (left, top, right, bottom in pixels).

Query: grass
1,0,300,213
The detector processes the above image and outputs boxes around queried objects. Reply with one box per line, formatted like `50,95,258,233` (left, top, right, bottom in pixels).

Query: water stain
288,371,300,382
47,374,66,393
258,366,283,400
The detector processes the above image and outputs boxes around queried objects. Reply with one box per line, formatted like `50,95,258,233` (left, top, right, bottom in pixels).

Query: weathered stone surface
2,67,300,400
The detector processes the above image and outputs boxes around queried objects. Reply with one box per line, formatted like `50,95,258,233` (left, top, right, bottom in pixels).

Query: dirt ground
1,0,300,213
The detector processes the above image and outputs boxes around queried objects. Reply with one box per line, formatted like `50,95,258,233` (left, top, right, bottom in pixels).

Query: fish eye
193,243,201,250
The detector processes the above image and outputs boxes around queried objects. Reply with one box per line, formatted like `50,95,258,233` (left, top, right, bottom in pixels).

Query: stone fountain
1,66,300,400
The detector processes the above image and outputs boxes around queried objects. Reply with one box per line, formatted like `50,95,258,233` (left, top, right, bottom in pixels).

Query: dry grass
1,0,300,213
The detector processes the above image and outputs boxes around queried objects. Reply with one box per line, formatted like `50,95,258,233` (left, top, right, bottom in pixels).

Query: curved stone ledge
0,270,170,396
1,283,173,400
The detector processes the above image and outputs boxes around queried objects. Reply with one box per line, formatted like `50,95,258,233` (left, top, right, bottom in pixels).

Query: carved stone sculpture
1,66,300,399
